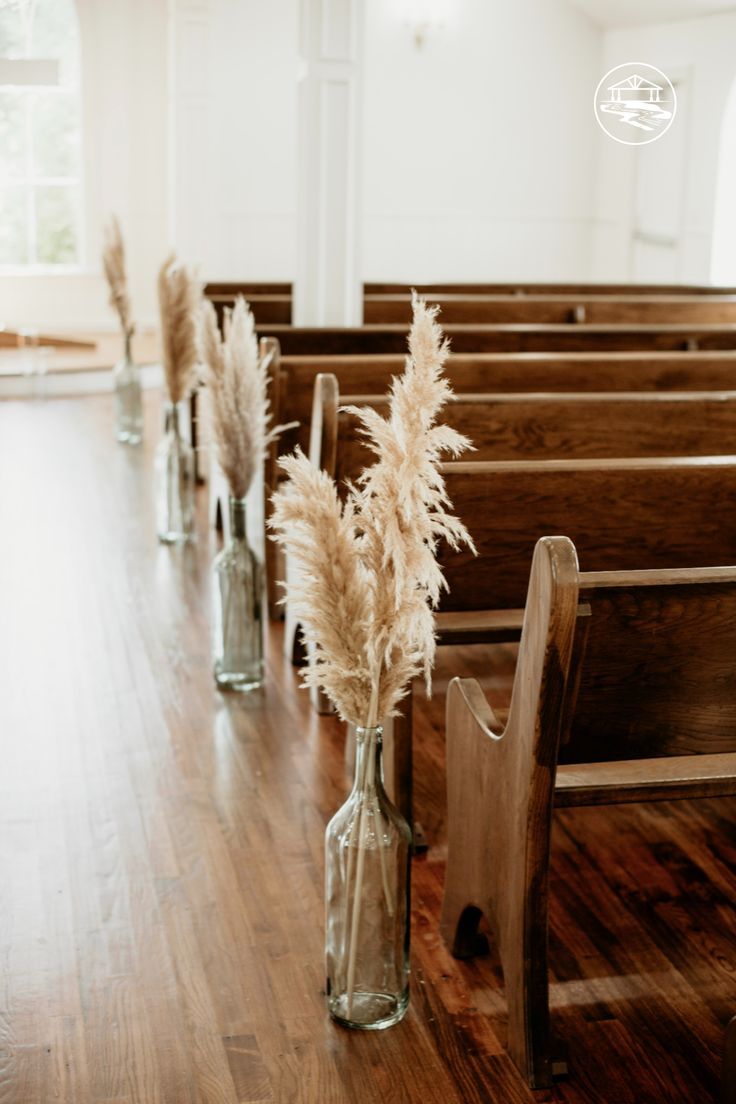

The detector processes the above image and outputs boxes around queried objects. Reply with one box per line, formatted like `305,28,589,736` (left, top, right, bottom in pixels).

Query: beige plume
270,294,475,727
102,215,133,338
199,296,290,500
157,255,201,405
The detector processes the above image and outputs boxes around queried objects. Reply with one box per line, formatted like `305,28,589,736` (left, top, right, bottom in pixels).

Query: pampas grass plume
102,215,133,338
158,255,200,405
199,296,289,500
270,294,476,727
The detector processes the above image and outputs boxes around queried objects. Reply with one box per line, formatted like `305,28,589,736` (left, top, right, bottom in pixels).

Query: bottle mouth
354,725,383,741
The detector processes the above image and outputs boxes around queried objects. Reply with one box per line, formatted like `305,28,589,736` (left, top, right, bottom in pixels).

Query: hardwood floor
0,391,734,1103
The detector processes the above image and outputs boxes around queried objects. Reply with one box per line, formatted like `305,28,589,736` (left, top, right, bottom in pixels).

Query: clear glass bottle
325,725,411,1030
212,496,265,691
155,400,195,543
113,330,143,445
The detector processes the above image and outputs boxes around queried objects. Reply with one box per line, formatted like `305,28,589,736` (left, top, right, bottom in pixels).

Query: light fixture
400,0,451,50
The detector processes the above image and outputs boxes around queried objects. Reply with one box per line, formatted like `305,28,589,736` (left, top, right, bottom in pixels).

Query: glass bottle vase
155,400,195,543
325,724,411,1030
212,496,265,691
113,330,143,445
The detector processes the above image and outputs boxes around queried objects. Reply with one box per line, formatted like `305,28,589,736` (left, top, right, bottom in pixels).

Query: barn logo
594,62,676,146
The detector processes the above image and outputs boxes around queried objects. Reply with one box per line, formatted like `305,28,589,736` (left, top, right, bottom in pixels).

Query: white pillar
295,0,363,326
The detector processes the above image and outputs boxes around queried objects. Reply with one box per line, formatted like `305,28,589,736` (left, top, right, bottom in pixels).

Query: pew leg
722,1015,736,1104
310,681,335,715
497,879,554,1089
267,543,285,621
439,680,555,1089
284,611,306,665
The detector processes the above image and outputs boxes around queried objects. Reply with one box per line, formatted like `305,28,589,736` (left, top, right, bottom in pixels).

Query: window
0,0,82,268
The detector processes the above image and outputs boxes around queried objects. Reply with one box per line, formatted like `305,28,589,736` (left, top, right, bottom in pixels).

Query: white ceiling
569,0,736,29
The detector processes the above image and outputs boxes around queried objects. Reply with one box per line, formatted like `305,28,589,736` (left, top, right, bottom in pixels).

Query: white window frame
0,0,84,274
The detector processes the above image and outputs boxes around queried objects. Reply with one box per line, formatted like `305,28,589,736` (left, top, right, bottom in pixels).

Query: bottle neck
351,726,384,797
123,329,133,360
229,496,248,540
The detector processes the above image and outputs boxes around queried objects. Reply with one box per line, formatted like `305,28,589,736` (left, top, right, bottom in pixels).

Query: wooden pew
723,1016,736,1104
391,456,736,833
274,350,736,458
440,535,736,1088
0,327,95,350
205,292,292,325
365,281,736,296
308,373,736,468
204,282,291,296
222,346,736,619
286,381,736,659
364,293,736,325
204,280,734,297
439,457,736,615
255,324,736,355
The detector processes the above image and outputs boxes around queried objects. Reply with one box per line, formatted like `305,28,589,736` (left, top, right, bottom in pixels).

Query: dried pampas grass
270,294,476,728
102,215,133,338
199,296,287,500
158,255,200,404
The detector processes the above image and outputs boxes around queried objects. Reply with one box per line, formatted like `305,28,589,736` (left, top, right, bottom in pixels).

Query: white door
631,75,690,282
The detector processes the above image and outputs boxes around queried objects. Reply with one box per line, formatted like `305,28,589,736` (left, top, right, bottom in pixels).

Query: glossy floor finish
1,392,734,1103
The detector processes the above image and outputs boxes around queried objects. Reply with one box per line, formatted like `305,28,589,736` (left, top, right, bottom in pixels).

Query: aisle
0,392,731,1103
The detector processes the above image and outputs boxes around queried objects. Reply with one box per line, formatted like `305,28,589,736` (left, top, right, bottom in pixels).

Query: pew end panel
442,547,736,1087
441,535,581,1089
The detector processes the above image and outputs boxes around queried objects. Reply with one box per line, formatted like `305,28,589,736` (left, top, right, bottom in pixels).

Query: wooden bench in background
439,456,736,614
254,324,736,355
256,348,736,618
440,535,736,1089
272,349,736,456
205,292,292,325
364,281,736,296
363,293,736,325
288,376,736,648
203,342,736,619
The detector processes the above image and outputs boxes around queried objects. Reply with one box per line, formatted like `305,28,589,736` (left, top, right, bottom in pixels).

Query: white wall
360,0,603,282
591,11,736,282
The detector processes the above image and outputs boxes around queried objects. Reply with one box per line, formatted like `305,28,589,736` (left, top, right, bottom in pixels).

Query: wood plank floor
0,391,734,1103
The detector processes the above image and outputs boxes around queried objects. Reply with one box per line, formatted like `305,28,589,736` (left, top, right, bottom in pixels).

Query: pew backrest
310,372,736,472
276,351,736,456
440,457,736,612
259,324,736,355
365,282,736,296
364,294,736,326
561,567,736,765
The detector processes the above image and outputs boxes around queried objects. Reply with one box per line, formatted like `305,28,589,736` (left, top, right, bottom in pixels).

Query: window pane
0,185,28,263
30,0,78,84
35,184,76,263
31,91,79,177
0,0,27,57
0,90,26,179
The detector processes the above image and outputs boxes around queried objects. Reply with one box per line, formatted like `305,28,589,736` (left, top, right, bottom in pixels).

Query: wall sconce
400,0,450,49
